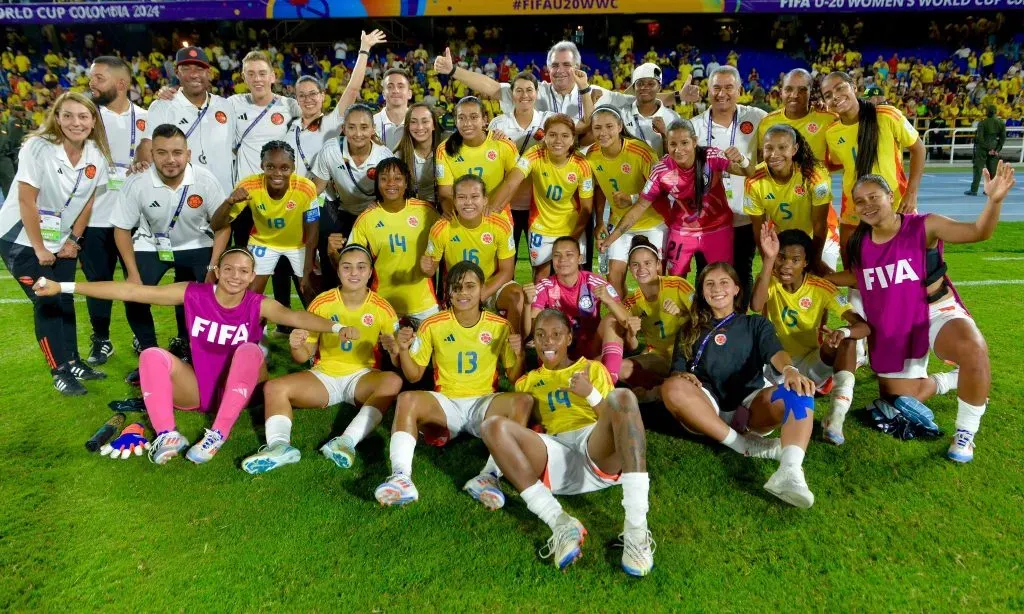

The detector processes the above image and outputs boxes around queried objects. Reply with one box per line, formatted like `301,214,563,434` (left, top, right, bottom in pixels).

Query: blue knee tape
772,387,814,423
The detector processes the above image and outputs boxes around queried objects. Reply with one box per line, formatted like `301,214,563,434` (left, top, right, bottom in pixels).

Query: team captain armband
304,208,320,223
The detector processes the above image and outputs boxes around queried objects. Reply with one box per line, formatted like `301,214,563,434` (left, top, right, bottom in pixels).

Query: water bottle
598,223,612,275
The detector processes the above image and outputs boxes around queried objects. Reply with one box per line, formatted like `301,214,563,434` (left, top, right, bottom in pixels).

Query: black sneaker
68,360,108,381
125,368,141,386
87,335,114,365
52,366,87,396
168,337,191,364
132,336,142,355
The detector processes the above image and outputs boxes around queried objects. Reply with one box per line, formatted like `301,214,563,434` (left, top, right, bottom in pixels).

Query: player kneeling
242,244,403,474
751,227,869,445
482,309,653,575
375,261,533,507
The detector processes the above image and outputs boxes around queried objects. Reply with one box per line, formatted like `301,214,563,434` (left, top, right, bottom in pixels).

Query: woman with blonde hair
0,92,113,395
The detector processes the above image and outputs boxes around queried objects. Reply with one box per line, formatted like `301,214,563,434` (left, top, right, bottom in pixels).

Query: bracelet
579,86,592,94
331,323,343,334
782,364,799,374
447,65,457,78
585,388,603,407
358,50,369,56
60,282,76,294
840,327,852,339
740,156,751,169
67,233,82,245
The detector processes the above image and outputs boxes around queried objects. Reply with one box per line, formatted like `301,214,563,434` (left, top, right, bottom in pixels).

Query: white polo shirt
488,108,554,210
94,102,150,228
311,138,393,214
285,111,343,178
595,92,681,155
0,137,109,249
147,90,235,193
691,104,767,226
227,94,301,183
110,164,225,253
373,107,406,151
498,82,608,121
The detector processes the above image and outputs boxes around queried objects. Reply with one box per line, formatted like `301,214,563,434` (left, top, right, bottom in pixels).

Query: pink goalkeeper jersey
184,283,264,410
532,271,618,344
640,148,733,234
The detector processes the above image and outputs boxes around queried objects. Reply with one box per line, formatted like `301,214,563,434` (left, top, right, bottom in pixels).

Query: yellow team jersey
411,310,517,399
514,358,613,435
585,138,663,231
825,106,919,225
233,174,318,251
426,214,515,281
518,145,595,237
757,109,838,163
349,199,439,316
622,276,694,361
765,274,851,359
435,132,518,195
744,163,832,237
306,289,399,377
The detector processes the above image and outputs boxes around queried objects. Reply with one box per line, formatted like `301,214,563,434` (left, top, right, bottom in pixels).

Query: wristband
331,323,343,334
585,388,603,407
740,156,751,169
358,50,369,56
579,86,592,94
447,65,457,78
840,327,852,339
60,282,76,294
67,233,82,245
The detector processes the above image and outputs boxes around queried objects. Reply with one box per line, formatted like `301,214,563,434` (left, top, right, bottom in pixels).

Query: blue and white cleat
320,436,356,469
186,428,224,464
148,430,190,465
374,473,419,506
242,442,301,474
947,429,976,463
540,513,586,571
463,473,505,510
618,525,655,577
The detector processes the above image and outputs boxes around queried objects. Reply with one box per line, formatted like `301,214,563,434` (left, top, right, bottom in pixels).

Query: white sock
340,405,383,448
720,427,747,454
265,415,292,447
829,370,856,428
620,472,650,529
521,481,564,530
954,398,986,434
718,410,736,428
930,370,959,396
480,455,503,478
780,445,806,469
389,431,417,476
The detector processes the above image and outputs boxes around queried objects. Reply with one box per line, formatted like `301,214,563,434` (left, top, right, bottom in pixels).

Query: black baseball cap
175,46,210,68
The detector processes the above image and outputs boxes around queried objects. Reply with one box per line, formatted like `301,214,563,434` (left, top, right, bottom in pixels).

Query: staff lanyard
340,138,376,197
233,97,275,154
184,98,210,139
549,86,582,120
56,168,86,215
705,109,738,149
165,185,190,233
516,113,541,156
689,312,737,373
127,105,137,160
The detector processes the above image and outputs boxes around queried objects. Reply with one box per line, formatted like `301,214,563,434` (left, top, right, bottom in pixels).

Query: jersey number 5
779,202,793,220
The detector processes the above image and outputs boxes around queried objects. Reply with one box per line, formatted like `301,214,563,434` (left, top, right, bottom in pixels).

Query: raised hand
759,223,779,262
651,116,667,135
327,232,346,254
359,29,386,53
679,74,701,103
565,369,594,399
434,47,455,75
228,186,250,205
662,298,682,316
572,68,590,90
508,333,523,356
724,146,744,164
522,282,538,305
983,160,1016,203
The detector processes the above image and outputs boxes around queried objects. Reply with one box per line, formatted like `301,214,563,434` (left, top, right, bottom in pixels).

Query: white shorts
528,231,586,267
878,295,974,379
540,423,620,496
406,304,440,328
483,280,519,313
607,224,667,263
310,368,371,407
248,244,304,276
766,348,834,388
821,237,841,271
429,392,497,440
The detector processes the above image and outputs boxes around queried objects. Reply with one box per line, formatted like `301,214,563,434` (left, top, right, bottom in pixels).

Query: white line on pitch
957,279,1024,286
983,257,1024,261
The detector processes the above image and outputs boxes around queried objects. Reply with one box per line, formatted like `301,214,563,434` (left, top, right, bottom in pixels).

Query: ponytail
855,99,880,179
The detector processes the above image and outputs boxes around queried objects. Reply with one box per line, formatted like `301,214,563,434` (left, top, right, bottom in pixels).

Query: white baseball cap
625,63,663,94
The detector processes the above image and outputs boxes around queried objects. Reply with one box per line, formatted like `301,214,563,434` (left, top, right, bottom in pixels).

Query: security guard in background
0,106,27,195
965,105,1006,196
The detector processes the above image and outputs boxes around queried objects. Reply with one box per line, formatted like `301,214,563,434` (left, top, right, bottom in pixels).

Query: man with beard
111,124,230,377
374,68,413,151
593,63,681,156
85,55,151,367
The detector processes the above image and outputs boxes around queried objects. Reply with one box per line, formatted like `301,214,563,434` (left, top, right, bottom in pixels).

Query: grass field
1,223,1023,612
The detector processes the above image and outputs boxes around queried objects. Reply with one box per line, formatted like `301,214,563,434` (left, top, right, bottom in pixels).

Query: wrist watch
67,233,82,245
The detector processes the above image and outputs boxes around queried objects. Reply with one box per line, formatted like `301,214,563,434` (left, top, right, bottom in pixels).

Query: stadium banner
0,2,266,25
727,0,1024,10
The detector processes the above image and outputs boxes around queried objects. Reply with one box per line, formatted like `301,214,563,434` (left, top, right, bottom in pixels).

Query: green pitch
2,226,1022,611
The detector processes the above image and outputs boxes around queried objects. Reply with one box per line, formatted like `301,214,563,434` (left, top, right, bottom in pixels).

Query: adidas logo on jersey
596,165,604,172
455,155,465,162
178,118,189,125
149,201,161,208
536,379,545,387
765,193,776,200
838,136,846,145
376,221,385,228
239,113,248,120
444,333,456,342
451,235,460,243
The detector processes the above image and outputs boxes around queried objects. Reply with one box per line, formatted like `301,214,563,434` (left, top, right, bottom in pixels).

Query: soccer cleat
947,429,976,463
742,434,782,460
125,368,141,386
374,473,419,506
185,428,224,464
463,472,505,510
132,336,142,355
68,360,107,381
764,465,815,509
821,413,846,446
242,442,301,474
168,337,192,364
149,430,190,465
86,335,114,365
618,525,656,577
52,367,87,396
320,436,356,469
539,513,586,571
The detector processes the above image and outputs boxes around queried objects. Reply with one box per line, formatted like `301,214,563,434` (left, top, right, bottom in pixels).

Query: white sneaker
742,434,782,460
764,465,815,508
821,412,846,446
242,442,301,474
320,436,356,469
375,473,419,506
947,429,975,463
149,430,190,465
539,513,586,570
185,428,224,464
618,525,655,577
463,473,505,510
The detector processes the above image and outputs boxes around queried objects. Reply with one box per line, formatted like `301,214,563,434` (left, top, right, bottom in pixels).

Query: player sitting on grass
375,261,533,508
422,174,526,332
34,249,340,464
241,244,403,474
481,309,654,576
751,227,869,446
